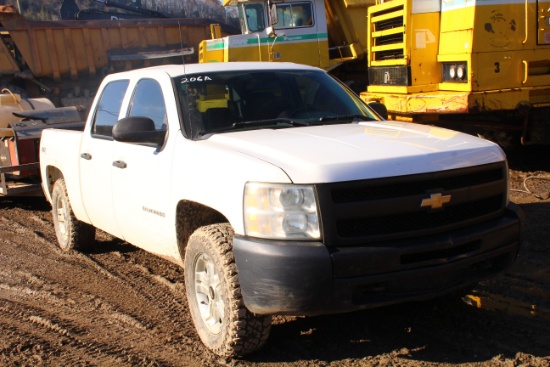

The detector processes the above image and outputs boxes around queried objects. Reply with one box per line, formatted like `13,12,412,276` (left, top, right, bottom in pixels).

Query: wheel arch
44,165,64,201
176,200,229,259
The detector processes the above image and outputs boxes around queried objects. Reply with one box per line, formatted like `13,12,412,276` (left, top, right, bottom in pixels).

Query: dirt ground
1,146,549,367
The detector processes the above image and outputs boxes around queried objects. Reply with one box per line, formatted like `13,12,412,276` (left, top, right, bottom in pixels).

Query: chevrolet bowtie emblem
420,193,451,209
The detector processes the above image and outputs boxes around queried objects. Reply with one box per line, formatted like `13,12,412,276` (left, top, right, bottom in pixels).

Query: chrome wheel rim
194,253,224,334
55,195,69,244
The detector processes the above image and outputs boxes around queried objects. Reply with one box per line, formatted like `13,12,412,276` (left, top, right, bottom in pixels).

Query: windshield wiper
318,114,374,123
199,118,308,136
233,118,309,128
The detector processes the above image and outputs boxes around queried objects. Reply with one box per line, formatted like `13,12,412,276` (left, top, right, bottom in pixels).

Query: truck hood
204,121,505,183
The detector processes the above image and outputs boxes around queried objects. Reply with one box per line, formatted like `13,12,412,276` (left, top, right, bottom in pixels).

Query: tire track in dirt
0,265,145,334
83,249,213,364
0,200,211,366
0,214,63,260
0,298,158,366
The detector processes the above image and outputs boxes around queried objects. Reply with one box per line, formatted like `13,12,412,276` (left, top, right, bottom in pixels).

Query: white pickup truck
40,62,523,357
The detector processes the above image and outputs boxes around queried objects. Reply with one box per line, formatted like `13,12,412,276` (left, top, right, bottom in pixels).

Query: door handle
80,153,92,160
113,160,127,169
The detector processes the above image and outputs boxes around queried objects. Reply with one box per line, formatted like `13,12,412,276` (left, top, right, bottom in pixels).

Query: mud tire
51,179,95,252
184,223,272,357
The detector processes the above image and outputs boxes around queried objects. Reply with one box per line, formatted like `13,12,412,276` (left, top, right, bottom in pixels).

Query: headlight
244,182,320,239
449,65,456,79
456,65,465,80
443,62,468,82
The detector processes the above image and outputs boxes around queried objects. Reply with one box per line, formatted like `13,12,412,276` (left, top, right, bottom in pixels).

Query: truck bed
0,114,85,197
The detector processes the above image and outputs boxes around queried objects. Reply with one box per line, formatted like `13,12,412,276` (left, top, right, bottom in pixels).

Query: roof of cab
111,62,322,79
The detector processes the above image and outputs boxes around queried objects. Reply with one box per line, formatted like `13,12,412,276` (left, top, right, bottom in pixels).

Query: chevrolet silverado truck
39,62,523,357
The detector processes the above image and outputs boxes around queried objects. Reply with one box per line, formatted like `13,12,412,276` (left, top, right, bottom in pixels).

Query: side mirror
113,116,166,145
269,2,278,26
368,102,388,120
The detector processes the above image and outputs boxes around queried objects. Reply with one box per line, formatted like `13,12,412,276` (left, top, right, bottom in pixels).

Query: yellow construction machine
200,0,550,145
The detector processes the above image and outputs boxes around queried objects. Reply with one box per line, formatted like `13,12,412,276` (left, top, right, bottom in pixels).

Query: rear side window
128,79,167,131
92,80,129,137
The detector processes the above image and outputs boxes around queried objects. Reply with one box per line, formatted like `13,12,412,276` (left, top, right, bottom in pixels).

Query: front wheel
51,179,95,252
184,224,271,357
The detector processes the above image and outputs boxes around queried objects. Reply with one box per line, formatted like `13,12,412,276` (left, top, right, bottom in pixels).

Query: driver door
111,77,173,256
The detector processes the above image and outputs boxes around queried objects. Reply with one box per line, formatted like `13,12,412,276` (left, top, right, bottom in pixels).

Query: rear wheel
51,179,95,252
184,223,271,357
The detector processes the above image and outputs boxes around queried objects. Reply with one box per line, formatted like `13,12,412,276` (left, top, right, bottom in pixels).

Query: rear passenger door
79,79,129,239
111,77,174,256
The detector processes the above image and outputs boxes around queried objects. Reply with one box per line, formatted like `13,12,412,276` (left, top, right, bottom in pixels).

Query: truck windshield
175,69,379,140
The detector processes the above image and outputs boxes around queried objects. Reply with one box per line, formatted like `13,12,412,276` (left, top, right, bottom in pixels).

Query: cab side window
92,80,129,137
274,3,313,29
128,79,167,130
244,3,266,32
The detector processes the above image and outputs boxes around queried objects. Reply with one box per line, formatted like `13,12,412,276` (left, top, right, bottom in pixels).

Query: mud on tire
51,179,95,252
184,223,272,357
